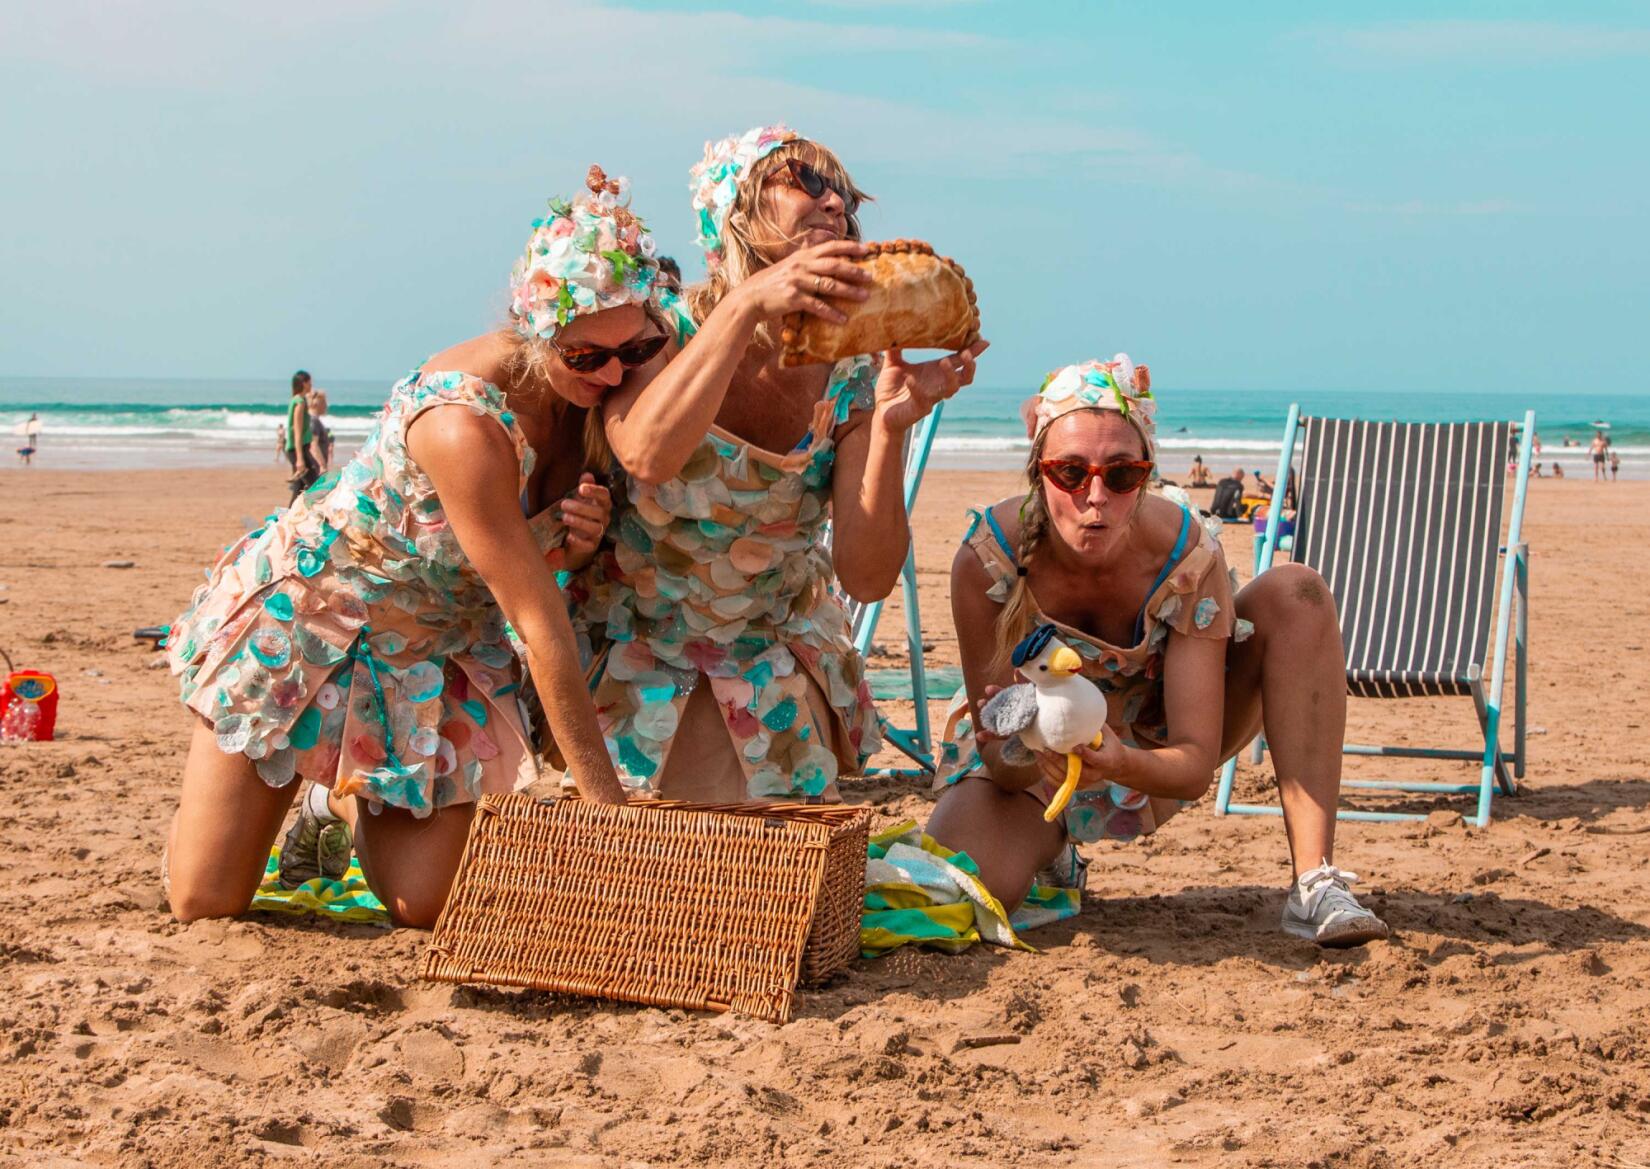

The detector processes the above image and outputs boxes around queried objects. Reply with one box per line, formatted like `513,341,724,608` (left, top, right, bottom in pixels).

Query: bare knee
1244,563,1338,631
378,887,450,930
167,872,251,923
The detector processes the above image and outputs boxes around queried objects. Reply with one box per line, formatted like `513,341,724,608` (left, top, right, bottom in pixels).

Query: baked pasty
779,240,980,368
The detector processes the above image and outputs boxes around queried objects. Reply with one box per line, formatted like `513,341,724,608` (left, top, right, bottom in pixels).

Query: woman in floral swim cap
927,358,1390,948
164,168,667,927
579,124,989,802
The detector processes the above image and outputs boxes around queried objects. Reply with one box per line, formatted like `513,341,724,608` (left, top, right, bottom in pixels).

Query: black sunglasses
549,331,667,375
776,159,861,215
1039,458,1155,496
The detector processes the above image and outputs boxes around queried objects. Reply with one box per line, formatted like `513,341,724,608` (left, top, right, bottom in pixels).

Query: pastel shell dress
937,497,1253,844
582,355,883,800
168,371,574,816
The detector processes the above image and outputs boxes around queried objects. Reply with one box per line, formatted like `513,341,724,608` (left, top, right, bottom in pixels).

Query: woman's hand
873,340,989,434
556,473,611,570
1033,725,1129,791
728,240,872,325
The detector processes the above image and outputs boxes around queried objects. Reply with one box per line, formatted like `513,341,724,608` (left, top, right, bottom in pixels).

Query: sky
2,1,1647,394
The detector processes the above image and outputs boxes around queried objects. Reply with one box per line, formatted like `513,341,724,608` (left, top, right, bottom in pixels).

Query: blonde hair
685,140,871,344
989,426,1053,679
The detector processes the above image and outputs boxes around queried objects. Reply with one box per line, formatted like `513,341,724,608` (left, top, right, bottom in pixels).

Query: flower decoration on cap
509,165,661,340
690,123,801,271
1020,355,1156,453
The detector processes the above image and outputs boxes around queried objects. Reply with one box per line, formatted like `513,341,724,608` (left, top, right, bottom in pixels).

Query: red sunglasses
1039,458,1155,496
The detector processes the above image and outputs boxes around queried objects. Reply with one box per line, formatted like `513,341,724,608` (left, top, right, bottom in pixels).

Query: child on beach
164,167,669,927
927,357,1388,947
576,124,987,802
281,375,318,501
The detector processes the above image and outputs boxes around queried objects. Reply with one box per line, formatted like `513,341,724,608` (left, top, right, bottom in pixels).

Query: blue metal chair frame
848,404,945,779
1214,406,1535,827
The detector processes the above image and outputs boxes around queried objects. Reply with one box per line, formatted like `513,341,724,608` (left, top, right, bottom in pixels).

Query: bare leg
652,684,748,803
924,776,1066,909
1221,562,1347,876
344,799,475,929
166,719,300,922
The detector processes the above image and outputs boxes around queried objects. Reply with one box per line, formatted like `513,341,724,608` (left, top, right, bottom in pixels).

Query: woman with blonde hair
927,357,1389,947
164,167,669,927
583,124,989,801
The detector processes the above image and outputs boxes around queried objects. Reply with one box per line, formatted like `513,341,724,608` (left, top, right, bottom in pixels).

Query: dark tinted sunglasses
777,159,860,215
1039,458,1155,496
550,331,667,375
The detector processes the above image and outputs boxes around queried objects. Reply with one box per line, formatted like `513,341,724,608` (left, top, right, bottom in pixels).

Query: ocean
4,375,1645,477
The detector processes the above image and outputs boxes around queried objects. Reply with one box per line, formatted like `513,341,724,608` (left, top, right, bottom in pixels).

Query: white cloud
1305,20,1650,63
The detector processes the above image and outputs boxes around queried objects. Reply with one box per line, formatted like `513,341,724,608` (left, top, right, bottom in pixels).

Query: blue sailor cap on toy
1010,623,1060,669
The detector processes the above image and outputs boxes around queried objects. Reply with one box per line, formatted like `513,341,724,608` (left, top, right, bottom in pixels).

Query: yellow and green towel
249,846,390,925
860,820,1079,958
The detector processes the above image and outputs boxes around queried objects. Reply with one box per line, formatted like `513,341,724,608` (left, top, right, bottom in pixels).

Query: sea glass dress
581,354,883,800
168,371,578,816
936,497,1253,844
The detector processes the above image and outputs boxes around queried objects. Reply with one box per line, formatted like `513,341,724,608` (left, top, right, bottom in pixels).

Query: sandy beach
1,466,1646,1168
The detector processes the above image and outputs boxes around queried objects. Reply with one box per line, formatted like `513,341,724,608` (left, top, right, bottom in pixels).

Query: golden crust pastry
779,240,980,368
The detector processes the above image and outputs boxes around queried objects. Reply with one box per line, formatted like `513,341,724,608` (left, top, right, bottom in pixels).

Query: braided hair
989,424,1054,678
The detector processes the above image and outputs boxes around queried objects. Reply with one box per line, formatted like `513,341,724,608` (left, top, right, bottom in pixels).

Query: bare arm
601,241,872,485
830,343,985,602
951,543,1045,792
406,407,626,804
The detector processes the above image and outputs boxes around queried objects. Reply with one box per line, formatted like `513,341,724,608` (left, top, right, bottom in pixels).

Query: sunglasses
549,331,667,375
1039,458,1155,496
775,159,861,215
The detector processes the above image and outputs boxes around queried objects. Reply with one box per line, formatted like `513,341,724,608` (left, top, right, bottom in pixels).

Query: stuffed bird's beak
1048,647,1082,676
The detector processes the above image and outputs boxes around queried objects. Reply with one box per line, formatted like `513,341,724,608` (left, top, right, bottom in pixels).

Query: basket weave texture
421,794,869,1023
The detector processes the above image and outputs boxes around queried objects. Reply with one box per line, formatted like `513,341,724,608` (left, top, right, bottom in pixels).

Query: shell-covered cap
1021,355,1156,455
509,165,661,340
689,123,801,271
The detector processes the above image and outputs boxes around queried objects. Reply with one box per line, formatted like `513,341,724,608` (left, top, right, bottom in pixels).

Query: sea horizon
5,374,1644,476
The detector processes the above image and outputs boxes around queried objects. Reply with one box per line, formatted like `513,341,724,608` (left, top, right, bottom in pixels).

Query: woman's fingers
797,295,848,324
807,256,874,285
811,276,870,302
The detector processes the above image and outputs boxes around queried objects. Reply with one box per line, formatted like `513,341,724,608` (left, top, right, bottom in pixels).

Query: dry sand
1,467,1646,1168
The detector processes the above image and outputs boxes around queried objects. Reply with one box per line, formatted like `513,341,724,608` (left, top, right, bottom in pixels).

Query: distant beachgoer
15,412,40,466
1251,468,1273,496
283,374,319,501
655,255,683,293
1610,450,1620,481
1531,462,1543,478
1209,468,1245,519
1553,463,1565,479
927,357,1388,947
1591,432,1608,481
296,371,334,472
163,165,671,927
1186,456,1213,486
274,422,286,463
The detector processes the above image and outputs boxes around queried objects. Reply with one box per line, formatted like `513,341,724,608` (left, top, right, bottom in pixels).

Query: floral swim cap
1021,355,1156,455
509,165,662,340
689,123,801,271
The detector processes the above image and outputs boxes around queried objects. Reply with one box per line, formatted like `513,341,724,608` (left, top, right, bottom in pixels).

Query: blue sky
2,1,1646,393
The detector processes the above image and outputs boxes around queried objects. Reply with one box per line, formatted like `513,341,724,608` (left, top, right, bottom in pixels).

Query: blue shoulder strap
982,507,1017,563
1136,505,1193,642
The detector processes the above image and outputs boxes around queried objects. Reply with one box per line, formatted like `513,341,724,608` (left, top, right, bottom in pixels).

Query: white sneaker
1282,860,1390,947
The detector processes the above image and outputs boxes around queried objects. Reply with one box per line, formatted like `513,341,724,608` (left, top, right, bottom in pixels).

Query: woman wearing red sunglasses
926,357,1389,948
577,123,989,803
163,167,670,927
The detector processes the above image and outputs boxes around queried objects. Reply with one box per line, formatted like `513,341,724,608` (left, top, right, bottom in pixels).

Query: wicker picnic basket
421,794,869,1023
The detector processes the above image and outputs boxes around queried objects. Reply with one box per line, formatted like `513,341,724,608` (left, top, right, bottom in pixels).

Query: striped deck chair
841,404,945,779
1215,406,1535,826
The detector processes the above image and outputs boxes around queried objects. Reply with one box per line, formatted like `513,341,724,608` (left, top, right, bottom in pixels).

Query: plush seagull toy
979,623,1108,822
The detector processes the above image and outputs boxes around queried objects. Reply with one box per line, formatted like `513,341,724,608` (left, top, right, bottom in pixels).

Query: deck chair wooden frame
840,404,945,779
1214,405,1535,827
